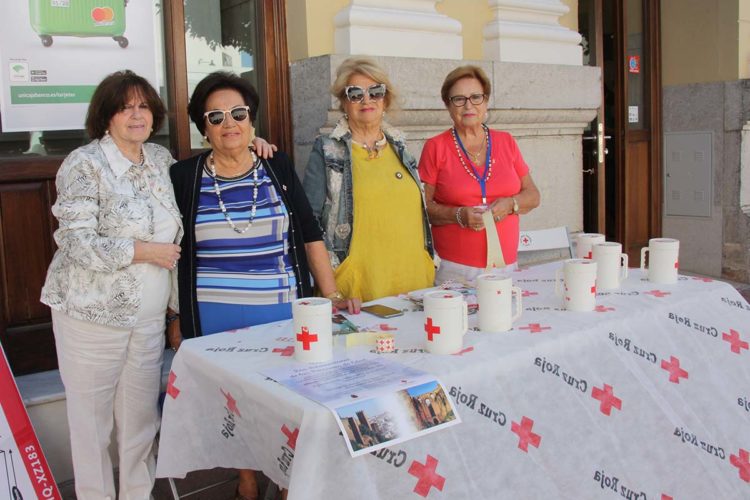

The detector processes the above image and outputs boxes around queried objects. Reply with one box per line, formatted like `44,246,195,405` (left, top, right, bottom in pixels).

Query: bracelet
455,207,466,228
166,312,179,325
325,290,345,301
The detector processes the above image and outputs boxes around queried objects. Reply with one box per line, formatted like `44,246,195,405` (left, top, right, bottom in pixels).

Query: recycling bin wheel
114,36,128,48
40,35,53,47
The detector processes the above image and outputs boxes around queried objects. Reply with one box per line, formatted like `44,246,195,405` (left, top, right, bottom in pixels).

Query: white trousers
52,310,165,500
435,258,518,285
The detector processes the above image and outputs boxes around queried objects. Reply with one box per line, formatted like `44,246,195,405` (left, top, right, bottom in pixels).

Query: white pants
435,258,518,285
53,310,165,500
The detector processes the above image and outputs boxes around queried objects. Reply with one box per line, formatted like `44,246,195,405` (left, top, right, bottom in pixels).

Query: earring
105,129,110,136
343,113,349,120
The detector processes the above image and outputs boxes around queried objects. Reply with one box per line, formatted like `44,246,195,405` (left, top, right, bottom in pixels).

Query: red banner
0,346,61,499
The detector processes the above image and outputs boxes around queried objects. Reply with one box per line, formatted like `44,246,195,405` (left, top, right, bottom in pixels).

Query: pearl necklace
352,132,387,160
451,125,493,183
208,150,259,234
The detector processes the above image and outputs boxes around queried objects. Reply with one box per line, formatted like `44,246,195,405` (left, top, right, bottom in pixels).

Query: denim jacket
302,117,434,267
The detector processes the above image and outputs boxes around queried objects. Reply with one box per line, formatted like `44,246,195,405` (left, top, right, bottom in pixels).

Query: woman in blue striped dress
169,71,358,500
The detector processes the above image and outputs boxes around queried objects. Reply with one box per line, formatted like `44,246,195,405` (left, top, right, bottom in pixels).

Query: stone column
334,0,462,59
483,0,582,65
741,121,750,216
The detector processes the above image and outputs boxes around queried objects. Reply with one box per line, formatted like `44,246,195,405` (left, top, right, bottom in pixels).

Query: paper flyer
262,355,460,457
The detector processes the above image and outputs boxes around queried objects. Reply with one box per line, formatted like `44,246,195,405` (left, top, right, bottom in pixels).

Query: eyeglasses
449,93,486,107
203,105,251,126
344,84,387,103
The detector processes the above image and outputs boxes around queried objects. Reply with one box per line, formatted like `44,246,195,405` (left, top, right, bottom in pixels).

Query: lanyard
454,127,492,204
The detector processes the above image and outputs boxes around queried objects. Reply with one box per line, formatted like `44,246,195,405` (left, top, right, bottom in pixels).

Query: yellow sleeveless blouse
335,143,435,302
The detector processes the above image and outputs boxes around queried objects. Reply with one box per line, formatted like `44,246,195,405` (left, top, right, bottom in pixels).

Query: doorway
579,0,662,260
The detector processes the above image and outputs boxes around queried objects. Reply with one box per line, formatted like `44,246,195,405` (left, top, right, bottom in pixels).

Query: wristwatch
326,290,345,302
511,197,519,215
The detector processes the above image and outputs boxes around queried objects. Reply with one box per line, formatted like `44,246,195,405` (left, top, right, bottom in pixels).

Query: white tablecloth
156,263,750,499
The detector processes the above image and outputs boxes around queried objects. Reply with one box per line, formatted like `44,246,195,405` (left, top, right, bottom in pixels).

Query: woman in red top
418,65,540,283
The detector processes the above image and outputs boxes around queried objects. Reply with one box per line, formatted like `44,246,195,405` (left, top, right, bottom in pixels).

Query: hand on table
333,297,362,315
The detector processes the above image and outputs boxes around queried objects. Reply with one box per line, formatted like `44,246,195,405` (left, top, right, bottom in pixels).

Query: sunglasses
344,84,387,103
449,93,486,107
203,105,251,126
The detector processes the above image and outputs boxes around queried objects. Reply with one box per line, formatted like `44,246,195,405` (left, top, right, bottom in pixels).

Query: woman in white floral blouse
40,70,183,499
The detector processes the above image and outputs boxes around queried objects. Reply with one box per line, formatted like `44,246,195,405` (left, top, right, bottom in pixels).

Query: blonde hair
331,57,398,112
440,65,492,107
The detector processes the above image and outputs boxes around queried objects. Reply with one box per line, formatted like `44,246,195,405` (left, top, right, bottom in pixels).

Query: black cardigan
170,151,322,339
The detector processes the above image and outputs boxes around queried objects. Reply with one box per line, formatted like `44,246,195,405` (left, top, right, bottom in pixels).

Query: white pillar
334,0,462,59
483,0,582,65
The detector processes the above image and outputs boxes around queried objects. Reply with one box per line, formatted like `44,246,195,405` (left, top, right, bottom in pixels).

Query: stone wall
290,55,600,233
662,80,750,282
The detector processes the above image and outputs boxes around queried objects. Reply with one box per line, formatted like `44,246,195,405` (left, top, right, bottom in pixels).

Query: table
156,263,750,499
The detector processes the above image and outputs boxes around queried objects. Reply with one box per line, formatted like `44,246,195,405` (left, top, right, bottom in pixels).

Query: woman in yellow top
303,57,435,302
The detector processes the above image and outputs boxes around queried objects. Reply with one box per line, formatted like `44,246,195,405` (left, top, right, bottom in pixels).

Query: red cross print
660,356,688,383
691,276,713,282
591,383,622,416
296,326,318,351
281,424,299,450
273,345,295,357
595,305,615,312
722,329,749,355
585,250,593,259
591,284,597,294
520,234,531,246
519,323,551,333
511,416,541,452
167,370,180,399
674,260,679,269
522,290,538,297
645,290,671,298
661,495,674,500
221,388,242,417
408,455,446,497
452,347,474,356
730,448,750,483
424,317,441,341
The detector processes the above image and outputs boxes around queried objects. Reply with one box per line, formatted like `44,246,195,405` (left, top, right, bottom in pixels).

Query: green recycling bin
29,0,129,48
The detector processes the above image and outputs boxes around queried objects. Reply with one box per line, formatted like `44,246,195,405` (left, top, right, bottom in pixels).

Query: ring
494,215,500,222
172,261,177,269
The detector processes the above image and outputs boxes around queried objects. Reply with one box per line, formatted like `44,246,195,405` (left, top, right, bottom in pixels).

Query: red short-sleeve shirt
418,128,530,268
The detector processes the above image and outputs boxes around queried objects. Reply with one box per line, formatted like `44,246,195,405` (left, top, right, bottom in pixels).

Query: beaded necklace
451,125,493,204
351,131,387,160
207,149,259,234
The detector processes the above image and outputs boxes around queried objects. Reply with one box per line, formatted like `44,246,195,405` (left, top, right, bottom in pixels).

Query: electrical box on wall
664,131,713,217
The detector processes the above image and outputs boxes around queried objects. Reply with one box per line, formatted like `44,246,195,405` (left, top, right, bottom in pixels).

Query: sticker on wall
628,55,640,73
628,106,639,124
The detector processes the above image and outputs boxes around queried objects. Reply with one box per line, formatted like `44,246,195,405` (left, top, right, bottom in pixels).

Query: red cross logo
521,235,531,246
519,323,551,333
645,290,671,298
595,305,615,312
585,251,593,259
452,347,474,356
221,389,242,417
273,345,295,357
730,448,750,483
591,384,622,416
511,416,541,452
296,326,318,351
662,495,674,500
167,371,180,399
691,276,713,282
722,329,748,354
660,356,688,383
281,424,299,450
591,285,597,294
522,290,538,297
424,317,441,341
408,455,446,497
674,260,679,269
378,323,398,331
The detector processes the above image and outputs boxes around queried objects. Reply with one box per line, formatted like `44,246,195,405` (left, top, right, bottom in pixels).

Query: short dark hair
85,70,165,140
188,72,260,136
440,65,492,107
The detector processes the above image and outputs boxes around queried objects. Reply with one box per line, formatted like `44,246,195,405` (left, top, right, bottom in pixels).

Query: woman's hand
167,317,182,351
461,206,488,231
333,297,362,315
133,241,181,270
488,197,514,223
251,137,277,159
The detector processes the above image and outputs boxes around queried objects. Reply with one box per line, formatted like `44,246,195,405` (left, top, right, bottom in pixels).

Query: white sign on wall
0,0,158,132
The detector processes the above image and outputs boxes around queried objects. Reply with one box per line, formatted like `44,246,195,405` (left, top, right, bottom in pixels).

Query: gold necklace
465,135,486,164
352,132,387,160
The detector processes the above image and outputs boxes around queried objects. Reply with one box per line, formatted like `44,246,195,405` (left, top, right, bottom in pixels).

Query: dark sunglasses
344,83,387,103
203,105,251,126
449,93,486,107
